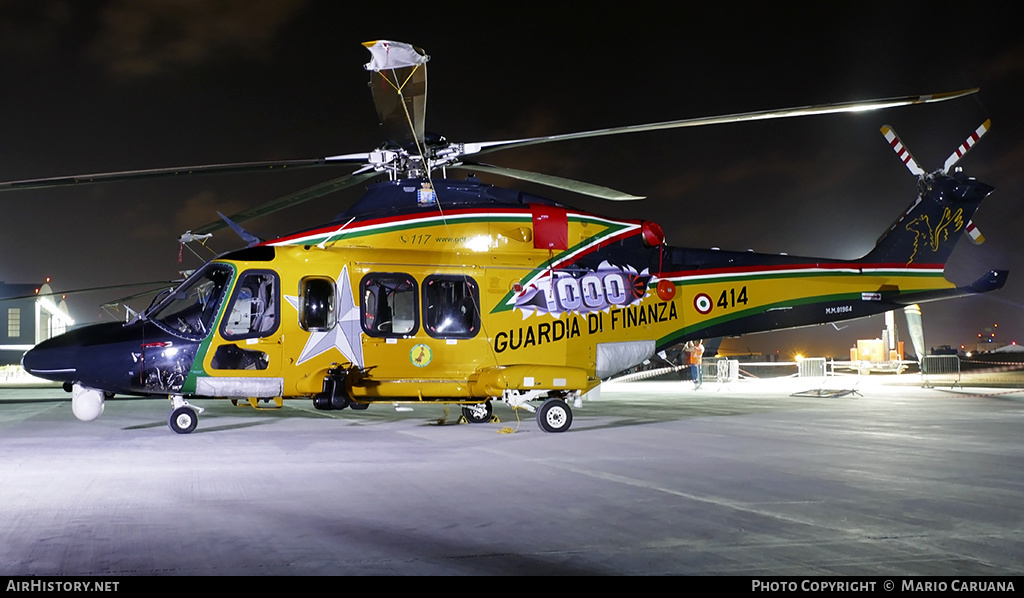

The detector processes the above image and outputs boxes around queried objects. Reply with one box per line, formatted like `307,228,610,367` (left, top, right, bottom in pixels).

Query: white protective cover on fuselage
595,340,655,378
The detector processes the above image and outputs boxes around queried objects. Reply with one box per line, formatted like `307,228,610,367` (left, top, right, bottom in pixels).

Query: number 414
718,286,748,309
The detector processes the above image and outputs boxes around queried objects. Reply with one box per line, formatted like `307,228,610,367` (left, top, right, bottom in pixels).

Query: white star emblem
284,265,363,367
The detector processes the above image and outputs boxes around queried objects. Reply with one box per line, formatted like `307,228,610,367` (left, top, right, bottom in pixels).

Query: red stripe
268,207,532,244
657,262,944,279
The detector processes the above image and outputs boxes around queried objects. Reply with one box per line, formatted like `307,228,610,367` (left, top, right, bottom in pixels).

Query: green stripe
656,289,909,347
489,216,635,314
180,264,238,395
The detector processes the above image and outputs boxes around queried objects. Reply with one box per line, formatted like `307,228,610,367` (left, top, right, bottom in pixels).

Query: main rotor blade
0,154,370,193
192,170,380,234
0,280,178,303
101,283,182,306
364,40,430,150
369,67,428,149
469,88,979,157
452,163,644,201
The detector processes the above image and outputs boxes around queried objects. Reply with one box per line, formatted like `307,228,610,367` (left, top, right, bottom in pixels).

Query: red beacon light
641,221,665,248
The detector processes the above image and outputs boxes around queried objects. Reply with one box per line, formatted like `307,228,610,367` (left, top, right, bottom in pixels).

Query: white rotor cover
596,340,655,379
72,383,105,422
904,304,926,362
363,40,429,71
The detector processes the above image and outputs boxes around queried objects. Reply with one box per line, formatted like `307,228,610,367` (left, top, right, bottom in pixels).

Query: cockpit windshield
147,264,233,339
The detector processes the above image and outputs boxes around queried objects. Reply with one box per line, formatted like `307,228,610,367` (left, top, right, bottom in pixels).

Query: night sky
1,0,1022,358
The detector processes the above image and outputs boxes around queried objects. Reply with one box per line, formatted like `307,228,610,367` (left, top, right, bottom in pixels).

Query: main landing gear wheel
331,393,350,410
462,401,493,424
169,406,198,434
536,398,572,433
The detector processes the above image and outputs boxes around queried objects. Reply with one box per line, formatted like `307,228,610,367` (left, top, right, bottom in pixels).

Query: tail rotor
879,120,992,245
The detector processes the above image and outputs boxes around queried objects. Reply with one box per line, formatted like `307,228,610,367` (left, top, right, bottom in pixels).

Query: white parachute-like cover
363,40,429,72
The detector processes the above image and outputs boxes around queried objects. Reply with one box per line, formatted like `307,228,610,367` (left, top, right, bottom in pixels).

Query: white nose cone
72,384,105,422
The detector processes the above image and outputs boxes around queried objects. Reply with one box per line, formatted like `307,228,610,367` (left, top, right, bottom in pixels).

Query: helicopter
10,40,1007,434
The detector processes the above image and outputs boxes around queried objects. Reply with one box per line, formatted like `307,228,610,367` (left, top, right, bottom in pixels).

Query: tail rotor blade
880,125,925,176
943,119,991,173
965,220,986,245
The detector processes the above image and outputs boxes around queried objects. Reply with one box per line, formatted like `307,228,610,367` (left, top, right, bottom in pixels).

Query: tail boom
654,259,966,349
651,171,1001,349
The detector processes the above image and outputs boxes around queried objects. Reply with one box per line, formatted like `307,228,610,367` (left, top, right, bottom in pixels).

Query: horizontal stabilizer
891,270,1008,305
965,269,1008,294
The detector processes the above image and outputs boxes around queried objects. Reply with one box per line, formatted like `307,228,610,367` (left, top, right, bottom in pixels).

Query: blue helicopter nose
23,321,147,390
23,332,83,382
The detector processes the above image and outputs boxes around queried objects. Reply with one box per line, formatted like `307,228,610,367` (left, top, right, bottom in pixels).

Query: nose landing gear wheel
169,406,198,434
536,398,572,433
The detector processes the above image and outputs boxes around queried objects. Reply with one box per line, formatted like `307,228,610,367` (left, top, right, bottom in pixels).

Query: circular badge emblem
410,343,433,367
693,293,713,315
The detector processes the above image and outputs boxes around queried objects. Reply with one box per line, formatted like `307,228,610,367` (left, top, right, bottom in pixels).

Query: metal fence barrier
716,359,738,383
921,355,961,388
797,357,827,378
691,360,739,385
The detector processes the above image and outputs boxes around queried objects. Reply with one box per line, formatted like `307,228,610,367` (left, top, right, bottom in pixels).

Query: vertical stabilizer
862,172,993,266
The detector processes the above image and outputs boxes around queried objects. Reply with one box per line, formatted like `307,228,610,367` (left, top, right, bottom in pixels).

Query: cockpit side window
300,277,336,331
149,264,233,340
221,270,280,340
423,275,480,339
360,273,418,337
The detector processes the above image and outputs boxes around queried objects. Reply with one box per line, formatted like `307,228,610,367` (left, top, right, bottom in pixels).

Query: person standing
691,339,705,389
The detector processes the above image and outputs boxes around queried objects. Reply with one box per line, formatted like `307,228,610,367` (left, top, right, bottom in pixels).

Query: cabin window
150,264,233,340
423,275,480,339
300,277,336,331
361,273,417,337
221,270,280,340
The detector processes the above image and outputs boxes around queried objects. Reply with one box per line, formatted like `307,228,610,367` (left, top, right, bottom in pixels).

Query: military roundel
694,293,713,315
